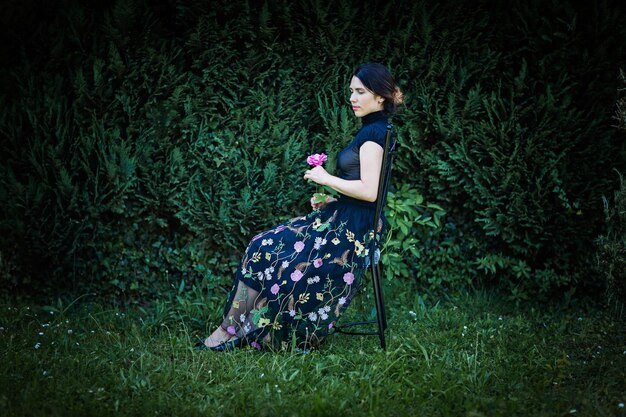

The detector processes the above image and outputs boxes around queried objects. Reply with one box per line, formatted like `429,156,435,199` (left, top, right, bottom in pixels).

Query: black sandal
194,327,266,352
194,337,243,351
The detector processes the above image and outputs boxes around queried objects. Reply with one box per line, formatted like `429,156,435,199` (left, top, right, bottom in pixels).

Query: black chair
334,123,397,349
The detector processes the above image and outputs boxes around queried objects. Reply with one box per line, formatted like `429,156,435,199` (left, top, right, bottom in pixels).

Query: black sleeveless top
335,111,389,208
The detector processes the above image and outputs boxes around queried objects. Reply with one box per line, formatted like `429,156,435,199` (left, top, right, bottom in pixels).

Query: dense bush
594,70,626,304
0,0,624,301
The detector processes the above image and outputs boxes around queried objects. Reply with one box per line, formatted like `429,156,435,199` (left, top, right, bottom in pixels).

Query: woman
196,63,403,351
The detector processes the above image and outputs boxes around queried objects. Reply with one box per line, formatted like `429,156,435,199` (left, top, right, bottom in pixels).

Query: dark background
0,0,624,304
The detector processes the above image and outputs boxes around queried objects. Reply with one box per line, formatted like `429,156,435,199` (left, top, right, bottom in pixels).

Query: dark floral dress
219,111,389,351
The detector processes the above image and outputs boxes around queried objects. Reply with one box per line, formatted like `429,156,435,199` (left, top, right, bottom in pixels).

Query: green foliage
0,0,625,300
593,70,626,305
382,184,447,282
392,1,625,298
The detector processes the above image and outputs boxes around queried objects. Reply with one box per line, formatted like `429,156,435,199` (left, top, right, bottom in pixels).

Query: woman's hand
303,165,331,185
310,195,337,210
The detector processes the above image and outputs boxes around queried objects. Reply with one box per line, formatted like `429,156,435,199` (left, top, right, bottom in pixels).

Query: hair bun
393,87,404,106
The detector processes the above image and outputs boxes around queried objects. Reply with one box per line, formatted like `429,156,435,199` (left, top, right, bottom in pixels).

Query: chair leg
370,261,386,350
375,262,388,331
333,260,387,349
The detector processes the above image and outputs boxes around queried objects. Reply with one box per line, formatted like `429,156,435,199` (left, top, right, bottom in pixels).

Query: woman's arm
303,141,383,202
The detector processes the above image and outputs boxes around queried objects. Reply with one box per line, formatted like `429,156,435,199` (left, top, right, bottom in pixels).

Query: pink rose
290,270,303,282
343,272,355,285
270,283,280,295
294,241,305,253
313,258,323,268
307,153,328,167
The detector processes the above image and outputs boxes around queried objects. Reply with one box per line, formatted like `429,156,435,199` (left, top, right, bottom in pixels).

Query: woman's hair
352,63,404,113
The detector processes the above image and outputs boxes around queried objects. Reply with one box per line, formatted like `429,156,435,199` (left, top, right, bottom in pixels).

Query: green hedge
594,70,626,304
0,0,624,301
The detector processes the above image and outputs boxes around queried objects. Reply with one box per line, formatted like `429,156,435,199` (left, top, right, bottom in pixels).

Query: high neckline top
361,110,387,126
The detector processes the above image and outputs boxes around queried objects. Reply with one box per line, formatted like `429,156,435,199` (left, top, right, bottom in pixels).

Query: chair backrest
372,123,397,232
367,124,396,268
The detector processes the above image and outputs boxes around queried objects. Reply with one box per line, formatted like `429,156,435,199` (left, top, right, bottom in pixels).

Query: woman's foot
202,326,236,348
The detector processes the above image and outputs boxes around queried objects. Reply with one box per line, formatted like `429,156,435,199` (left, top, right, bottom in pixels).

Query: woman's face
349,76,384,117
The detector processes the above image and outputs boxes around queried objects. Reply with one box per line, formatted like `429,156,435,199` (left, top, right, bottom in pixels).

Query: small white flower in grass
498,316,503,321
42,323,49,327
38,332,44,336
569,409,577,414
0,327,4,331
409,311,417,318
76,342,79,346
618,403,624,408
260,373,264,378
130,348,134,352
34,342,41,349
67,329,73,334
42,370,49,377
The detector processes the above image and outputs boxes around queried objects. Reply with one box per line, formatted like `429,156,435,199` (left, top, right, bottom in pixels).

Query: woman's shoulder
355,120,388,147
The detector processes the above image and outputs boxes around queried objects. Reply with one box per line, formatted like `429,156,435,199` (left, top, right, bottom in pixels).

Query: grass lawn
0,287,624,417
